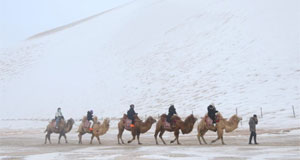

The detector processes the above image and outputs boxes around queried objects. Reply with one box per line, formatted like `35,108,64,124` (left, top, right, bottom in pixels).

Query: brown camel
117,114,156,145
78,116,110,144
197,113,242,145
154,114,197,145
44,118,74,144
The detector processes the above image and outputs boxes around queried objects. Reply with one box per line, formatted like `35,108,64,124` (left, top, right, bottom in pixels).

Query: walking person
249,114,258,144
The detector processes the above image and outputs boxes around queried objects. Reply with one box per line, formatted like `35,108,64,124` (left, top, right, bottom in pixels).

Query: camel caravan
44,104,243,145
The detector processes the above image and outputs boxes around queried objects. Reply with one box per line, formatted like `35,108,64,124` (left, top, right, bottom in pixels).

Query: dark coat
207,105,218,123
127,108,136,120
87,111,93,121
167,106,177,123
249,117,258,132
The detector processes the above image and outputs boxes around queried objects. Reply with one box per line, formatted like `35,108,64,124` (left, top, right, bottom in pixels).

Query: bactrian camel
197,113,242,145
78,116,110,144
117,114,156,145
44,118,74,144
154,114,197,145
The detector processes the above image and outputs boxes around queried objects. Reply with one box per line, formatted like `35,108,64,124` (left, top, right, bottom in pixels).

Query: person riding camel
127,104,137,128
207,103,218,125
55,107,64,129
166,104,177,127
87,110,94,131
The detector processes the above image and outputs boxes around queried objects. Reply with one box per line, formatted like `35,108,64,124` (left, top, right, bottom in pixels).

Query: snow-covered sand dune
0,0,299,129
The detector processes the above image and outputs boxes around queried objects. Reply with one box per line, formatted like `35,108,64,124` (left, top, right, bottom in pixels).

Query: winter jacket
87,111,93,121
167,106,177,123
55,111,63,119
249,117,258,132
207,105,218,123
127,108,136,120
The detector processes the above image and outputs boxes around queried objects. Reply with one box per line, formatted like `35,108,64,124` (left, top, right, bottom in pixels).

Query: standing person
87,110,93,131
249,114,258,144
166,104,177,127
127,104,137,127
55,108,64,129
207,103,218,124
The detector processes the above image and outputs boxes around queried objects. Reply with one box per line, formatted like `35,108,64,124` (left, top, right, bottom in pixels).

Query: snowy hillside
0,0,299,129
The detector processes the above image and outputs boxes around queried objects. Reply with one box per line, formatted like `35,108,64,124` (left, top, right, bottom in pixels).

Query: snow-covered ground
0,0,299,159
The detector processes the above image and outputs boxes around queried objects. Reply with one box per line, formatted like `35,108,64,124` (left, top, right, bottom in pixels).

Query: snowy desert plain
0,0,300,159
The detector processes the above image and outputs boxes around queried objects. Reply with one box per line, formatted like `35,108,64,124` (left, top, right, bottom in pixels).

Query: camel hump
122,114,128,119
171,115,181,121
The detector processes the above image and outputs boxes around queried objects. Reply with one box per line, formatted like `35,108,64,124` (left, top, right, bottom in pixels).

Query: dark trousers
249,131,257,144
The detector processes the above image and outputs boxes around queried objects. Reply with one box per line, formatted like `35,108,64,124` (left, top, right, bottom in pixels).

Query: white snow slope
0,0,299,128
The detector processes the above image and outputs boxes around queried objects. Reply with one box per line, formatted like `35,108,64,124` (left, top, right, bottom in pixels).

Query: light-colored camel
154,114,197,145
117,114,156,145
44,118,74,144
78,116,110,144
197,113,242,145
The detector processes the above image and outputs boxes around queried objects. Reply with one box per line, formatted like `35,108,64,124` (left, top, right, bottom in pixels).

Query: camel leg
201,136,208,144
220,130,225,145
78,133,84,144
96,136,101,144
197,132,202,145
200,130,208,144
170,130,180,145
128,133,136,144
44,133,48,144
170,136,177,144
48,133,52,144
78,134,81,144
137,133,142,145
128,129,136,144
118,126,125,144
58,134,62,144
63,133,68,143
90,135,94,144
159,130,166,145
211,129,223,144
175,130,181,145
154,128,160,145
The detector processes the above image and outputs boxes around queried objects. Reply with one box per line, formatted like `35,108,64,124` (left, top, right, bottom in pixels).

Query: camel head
146,116,157,124
231,114,242,123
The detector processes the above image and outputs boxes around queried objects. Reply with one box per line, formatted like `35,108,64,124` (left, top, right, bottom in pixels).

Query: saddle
205,116,213,127
83,121,91,129
50,119,56,128
205,114,220,127
163,121,172,129
124,118,132,130
50,119,65,129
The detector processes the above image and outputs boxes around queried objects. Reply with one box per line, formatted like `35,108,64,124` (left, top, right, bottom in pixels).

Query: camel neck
140,118,153,133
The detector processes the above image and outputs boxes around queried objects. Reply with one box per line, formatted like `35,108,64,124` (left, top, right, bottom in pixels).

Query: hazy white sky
0,0,130,48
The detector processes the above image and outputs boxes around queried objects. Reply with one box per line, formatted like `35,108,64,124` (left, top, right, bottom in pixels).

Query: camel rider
87,110,93,131
55,108,64,128
167,104,177,126
127,104,137,127
207,103,218,124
